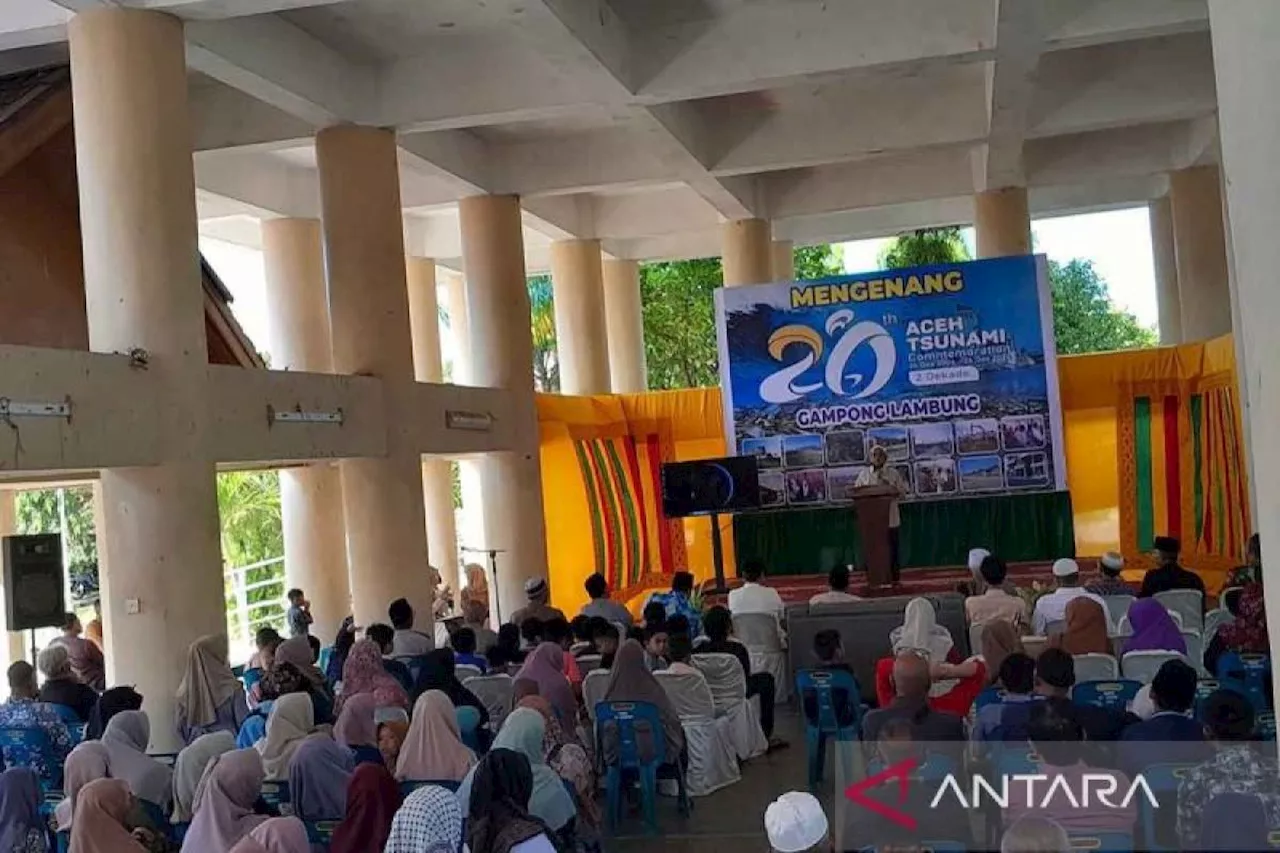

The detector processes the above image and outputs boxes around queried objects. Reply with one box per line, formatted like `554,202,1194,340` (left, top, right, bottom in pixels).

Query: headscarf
330,763,401,853
1123,598,1188,655
890,598,954,662
1218,584,1270,652
288,735,352,820
338,639,410,712
64,634,106,689
273,636,326,691
513,642,577,726
466,750,550,853
70,778,147,853
378,719,409,770
461,564,489,610
461,710,575,831
176,634,243,730
516,694,598,826
412,649,489,725
101,711,173,807
0,768,46,853
227,817,310,853
181,748,268,853
255,693,315,780
172,732,235,822
1050,597,1112,656
600,639,685,764
979,621,1023,684
54,741,111,831
333,692,378,749
385,784,465,853
87,686,144,741
395,690,476,782
326,617,357,685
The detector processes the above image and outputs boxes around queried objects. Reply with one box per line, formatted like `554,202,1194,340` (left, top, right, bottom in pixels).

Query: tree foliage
527,274,559,392
794,244,844,280
878,227,971,269
15,488,97,604
216,470,285,639
1049,258,1157,355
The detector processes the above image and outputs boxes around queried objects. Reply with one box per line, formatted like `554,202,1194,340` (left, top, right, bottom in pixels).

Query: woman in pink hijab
69,778,147,853
227,817,310,853
337,639,410,713
180,748,268,853
394,690,476,782
333,692,383,766
513,642,577,727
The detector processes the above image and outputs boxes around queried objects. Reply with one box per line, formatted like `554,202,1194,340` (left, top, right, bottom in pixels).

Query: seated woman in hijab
0,767,50,853
101,711,174,812
55,741,111,832
517,695,600,840
412,649,490,729
1122,598,1188,656
395,690,476,782
288,736,353,821
71,778,149,853
227,817,310,853
513,643,578,730
337,639,410,713
255,693,319,781
250,635,335,724
332,693,384,766
181,748,269,852
875,598,985,717
466,750,560,853
599,640,685,770
87,686,144,741
176,633,251,745
1050,598,1113,656
330,764,401,853
457,710,576,841
172,732,235,824
386,784,465,853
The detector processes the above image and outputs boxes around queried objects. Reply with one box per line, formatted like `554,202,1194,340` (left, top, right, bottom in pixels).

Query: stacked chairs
654,668,740,796
794,668,861,789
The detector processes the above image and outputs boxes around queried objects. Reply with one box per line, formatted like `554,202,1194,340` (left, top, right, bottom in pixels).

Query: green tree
794,244,844,279
527,274,559,392
1049,258,1157,355
15,487,97,604
216,471,285,639
878,227,971,268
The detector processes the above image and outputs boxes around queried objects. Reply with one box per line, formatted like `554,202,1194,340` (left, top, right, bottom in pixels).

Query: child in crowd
451,628,488,673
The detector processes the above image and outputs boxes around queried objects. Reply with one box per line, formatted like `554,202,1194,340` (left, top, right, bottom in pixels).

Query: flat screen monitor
660,456,760,518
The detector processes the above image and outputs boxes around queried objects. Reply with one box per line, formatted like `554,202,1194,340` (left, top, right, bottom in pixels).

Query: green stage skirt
731,491,1074,575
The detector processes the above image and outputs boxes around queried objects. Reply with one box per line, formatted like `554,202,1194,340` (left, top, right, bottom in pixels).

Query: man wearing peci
854,445,908,582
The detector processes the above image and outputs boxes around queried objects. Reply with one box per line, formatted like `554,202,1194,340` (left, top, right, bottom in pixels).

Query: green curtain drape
731,491,1075,575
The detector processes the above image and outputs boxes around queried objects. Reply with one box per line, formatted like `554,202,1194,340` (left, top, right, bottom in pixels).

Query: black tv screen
661,456,760,518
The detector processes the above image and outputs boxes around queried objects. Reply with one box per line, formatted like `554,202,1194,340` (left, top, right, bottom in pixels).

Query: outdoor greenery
15,488,97,605
216,470,286,640
878,226,971,268
528,274,559,392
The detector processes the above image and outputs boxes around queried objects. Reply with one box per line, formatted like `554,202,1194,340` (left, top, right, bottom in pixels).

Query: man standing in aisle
854,446,908,581
286,588,312,637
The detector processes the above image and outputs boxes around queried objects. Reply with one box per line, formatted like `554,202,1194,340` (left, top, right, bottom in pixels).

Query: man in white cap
1085,551,1132,597
509,576,567,627
765,791,829,853
1032,558,1109,635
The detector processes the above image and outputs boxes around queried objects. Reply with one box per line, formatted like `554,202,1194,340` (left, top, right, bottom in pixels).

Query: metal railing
224,555,285,661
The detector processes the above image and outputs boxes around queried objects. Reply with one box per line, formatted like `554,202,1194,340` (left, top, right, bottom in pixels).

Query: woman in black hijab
85,686,144,740
467,749,556,853
410,649,490,728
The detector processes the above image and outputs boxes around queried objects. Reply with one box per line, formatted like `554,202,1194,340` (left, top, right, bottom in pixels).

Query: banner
714,255,1066,508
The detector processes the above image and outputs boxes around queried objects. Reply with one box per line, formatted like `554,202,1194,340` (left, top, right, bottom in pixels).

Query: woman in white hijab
172,731,236,822
881,597,984,713
255,693,317,780
890,597,955,662
101,710,174,809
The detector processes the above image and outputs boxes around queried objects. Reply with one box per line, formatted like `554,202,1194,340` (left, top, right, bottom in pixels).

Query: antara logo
760,309,896,405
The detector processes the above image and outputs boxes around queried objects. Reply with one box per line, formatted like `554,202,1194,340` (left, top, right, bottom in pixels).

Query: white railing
224,555,285,663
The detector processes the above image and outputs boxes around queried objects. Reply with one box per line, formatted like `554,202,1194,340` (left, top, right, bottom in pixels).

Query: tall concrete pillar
70,7,223,748
1169,166,1232,341
261,217,350,640
458,195,549,622
1209,0,1280,708
315,125,432,629
441,270,472,386
602,259,647,393
406,256,461,597
771,240,795,281
974,187,1031,258
441,270,487,579
722,218,773,286
550,239,611,395
1149,196,1183,345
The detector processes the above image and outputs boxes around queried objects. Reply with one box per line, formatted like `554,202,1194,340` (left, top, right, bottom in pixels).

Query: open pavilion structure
0,0,1278,745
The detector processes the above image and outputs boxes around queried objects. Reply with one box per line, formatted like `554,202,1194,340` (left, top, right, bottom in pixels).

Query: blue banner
714,255,1066,508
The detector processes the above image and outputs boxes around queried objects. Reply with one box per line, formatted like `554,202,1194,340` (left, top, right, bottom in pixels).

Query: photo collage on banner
716,256,1066,510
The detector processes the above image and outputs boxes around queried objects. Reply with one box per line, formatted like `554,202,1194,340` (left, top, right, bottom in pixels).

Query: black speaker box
3,534,65,632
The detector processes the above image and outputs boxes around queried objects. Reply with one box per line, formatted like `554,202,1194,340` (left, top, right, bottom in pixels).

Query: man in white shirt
388,597,434,657
853,446,908,581
809,565,861,606
1032,558,1109,635
728,559,786,617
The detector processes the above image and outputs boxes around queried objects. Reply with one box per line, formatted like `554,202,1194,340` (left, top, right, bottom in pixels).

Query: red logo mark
844,757,919,830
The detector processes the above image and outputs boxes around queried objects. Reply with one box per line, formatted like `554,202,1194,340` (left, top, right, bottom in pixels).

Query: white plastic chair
1021,635,1048,659
1155,589,1204,633
577,654,603,673
731,612,790,703
1121,650,1187,683
1073,653,1120,681
655,669,741,796
691,652,768,760
1115,609,1184,635
1101,595,1136,628
455,663,484,682
1204,608,1234,648
582,669,611,723
1181,631,1206,676
464,674,513,729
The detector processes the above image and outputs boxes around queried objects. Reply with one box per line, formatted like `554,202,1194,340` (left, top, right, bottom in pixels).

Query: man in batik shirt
0,660,73,788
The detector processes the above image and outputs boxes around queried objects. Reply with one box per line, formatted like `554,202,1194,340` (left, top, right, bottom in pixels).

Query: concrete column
550,239,611,395
406,256,460,597
316,125,432,629
261,217,350,640
1169,166,1233,341
70,7,222,749
1209,0,1280,709
771,240,795,281
602,259,647,393
440,270,486,573
974,187,1031,258
458,195,549,622
722,218,773,286
1149,196,1183,345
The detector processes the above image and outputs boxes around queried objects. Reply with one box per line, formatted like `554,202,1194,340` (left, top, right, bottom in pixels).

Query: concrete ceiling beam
978,0,1050,190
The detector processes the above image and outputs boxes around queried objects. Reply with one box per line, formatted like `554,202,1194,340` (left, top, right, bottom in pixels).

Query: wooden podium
853,484,898,587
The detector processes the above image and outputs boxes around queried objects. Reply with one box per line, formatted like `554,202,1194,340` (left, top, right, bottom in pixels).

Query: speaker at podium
3,534,65,632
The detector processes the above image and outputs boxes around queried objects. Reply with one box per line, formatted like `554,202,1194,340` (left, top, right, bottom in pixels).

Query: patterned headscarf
516,695,598,826
338,640,410,712
1219,584,1270,652
385,784,464,853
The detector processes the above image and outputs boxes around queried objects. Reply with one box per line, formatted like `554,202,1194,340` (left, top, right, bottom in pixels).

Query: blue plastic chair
0,726,61,789
1217,652,1271,713
398,779,461,796
260,779,291,808
1071,679,1141,711
795,668,861,788
304,819,340,844
1139,763,1196,850
974,685,1007,711
1068,832,1134,852
595,700,669,834
990,743,1039,777
456,705,481,752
